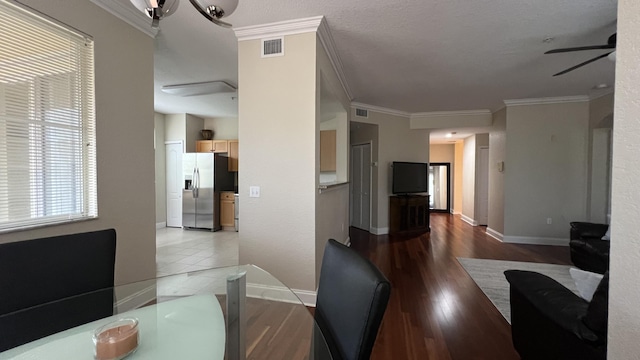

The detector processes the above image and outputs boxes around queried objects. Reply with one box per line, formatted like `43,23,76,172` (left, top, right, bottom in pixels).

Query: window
0,0,97,233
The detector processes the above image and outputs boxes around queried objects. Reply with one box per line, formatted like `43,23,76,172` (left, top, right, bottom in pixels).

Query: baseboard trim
345,236,351,247
156,222,166,229
461,214,478,226
452,210,462,215
370,227,389,235
247,283,317,307
486,228,504,242
502,236,569,246
114,284,157,313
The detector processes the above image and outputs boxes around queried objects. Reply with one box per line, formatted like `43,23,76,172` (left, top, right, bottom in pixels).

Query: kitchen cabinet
320,130,336,172
228,140,239,172
220,192,235,229
196,140,228,153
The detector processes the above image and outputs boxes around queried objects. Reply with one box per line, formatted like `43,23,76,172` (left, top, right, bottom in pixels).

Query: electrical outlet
546,218,552,225
249,186,260,198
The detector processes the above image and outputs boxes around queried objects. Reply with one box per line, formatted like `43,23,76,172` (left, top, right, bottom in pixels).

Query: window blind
0,0,97,233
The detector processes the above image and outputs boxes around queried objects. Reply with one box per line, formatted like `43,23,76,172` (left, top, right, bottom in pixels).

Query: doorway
165,141,183,228
351,143,371,231
428,162,451,213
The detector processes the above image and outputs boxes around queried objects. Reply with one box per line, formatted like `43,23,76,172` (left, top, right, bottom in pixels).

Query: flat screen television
392,161,428,194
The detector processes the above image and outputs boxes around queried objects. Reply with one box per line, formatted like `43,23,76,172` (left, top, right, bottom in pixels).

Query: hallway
350,213,571,359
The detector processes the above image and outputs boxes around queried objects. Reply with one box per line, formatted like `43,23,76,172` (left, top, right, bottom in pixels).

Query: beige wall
609,0,640,356
453,142,464,214
351,122,379,228
165,114,186,145
238,32,318,292
185,114,204,152
430,144,455,163
504,101,589,243
462,135,477,221
488,108,506,235
155,112,167,225
0,0,156,285
587,94,614,222
350,111,430,233
203,117,238,139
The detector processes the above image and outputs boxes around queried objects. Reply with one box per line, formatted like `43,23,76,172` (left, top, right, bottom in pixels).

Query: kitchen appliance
234,193,239,231
182,153,234,231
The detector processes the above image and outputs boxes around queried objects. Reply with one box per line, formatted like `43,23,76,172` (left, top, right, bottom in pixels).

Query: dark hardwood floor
349,213,571,360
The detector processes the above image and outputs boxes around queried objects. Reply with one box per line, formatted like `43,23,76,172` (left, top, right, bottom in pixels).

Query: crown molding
589,88,615,101
234,16,324,41
316,18,353,101
503,95,590,107
410,109,491,120
90,0,158,38
351,102,410,118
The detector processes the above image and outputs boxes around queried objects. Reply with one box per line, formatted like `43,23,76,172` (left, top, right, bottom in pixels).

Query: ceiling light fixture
188,0,238,28
130,0,179,28
161,81,237,96
445,133,452,138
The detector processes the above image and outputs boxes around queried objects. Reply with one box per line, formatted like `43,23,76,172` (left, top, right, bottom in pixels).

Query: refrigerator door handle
192,167,197,198
196,168,200,198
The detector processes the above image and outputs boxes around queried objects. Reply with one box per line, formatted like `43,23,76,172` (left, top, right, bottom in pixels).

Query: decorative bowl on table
201,129,213,140
93,318,139,360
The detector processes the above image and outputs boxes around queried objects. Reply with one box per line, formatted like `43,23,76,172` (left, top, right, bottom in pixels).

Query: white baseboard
486,228,504,242
156,222,166,229
247,283,317,307
452,210,462,215
370,227,389,235
345,236,351,247
461,214,478,226
502,236,569,246
114,284,157,313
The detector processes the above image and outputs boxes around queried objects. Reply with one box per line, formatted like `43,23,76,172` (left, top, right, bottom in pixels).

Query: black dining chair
314,239,391,360
0,229,117,351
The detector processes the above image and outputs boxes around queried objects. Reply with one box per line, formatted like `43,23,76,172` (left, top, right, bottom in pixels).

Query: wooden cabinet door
320,130,336,171
212,140,228,153
197,140,213,153
220,199,235,227
228,140,239,172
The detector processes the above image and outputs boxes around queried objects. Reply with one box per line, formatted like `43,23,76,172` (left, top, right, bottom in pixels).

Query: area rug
457,258,579,324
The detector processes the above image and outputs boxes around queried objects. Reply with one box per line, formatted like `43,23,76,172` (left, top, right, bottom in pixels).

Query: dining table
0,265,332,360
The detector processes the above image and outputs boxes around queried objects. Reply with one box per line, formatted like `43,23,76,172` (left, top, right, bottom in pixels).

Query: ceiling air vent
262,37,284,58
355,108,368,118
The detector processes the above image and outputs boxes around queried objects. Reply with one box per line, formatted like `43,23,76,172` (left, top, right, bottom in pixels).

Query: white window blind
0,0,97,233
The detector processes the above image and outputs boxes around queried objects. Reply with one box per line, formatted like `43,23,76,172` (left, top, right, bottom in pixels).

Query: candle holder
93,318,139,360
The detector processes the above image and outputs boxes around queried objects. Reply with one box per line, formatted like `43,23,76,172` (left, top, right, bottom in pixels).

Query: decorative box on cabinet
389,195,430,235
220,192,235,229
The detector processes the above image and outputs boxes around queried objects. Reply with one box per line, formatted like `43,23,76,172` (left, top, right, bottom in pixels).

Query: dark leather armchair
0,229,117,351
315,239,391,360
505,270,608,360
569,222,610,274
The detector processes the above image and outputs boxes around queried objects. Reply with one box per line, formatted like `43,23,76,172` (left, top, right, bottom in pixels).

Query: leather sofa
569,222,610,274
505,270,609,360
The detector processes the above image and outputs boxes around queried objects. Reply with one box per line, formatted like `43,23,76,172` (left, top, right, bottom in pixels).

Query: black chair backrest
315,239,391,360
0,229,116,351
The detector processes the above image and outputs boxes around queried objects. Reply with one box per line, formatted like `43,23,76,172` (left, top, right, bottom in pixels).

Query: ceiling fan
545,33,616,76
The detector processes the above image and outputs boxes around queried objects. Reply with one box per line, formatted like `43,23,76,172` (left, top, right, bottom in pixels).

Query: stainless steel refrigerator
182,153,234,231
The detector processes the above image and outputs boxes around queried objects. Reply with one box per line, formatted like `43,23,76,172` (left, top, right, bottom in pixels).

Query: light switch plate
249,186,260,198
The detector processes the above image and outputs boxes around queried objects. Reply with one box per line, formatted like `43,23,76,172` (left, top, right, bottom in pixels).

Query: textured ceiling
124,0,618,118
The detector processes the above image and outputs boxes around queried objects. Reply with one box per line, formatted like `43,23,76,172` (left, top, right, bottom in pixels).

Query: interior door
350,144,371,231
165,142,183,228
428,163,451,213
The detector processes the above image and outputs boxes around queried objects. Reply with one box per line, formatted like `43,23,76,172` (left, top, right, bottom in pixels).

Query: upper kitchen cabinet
318,74,348,185
196,140,228,153
228,140,239,172
320,131,336,172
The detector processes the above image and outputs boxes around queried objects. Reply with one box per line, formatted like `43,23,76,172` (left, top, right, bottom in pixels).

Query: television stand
389,195,430,235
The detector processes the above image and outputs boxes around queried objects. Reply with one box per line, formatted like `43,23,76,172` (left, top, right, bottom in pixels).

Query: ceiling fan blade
545,44,616,54
553,52,613,76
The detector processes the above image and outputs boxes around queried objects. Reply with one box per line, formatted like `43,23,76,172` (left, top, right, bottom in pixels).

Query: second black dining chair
315,239,391,360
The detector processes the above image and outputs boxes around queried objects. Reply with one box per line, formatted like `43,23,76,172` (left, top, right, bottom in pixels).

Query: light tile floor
155,227,239,277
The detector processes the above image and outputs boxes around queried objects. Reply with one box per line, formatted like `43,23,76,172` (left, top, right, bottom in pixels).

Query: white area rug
457,258,578,324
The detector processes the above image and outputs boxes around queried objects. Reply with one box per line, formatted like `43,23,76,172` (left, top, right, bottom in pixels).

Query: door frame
165,140,184,228
429,162,451,213
350,141,373,232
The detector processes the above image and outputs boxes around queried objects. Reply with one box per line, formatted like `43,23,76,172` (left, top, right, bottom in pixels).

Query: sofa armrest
570,222,609,240
504,270,600,343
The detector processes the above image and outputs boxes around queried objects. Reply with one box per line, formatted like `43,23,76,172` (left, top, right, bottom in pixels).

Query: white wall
155,112,167,225
350,110,430,233
203,117,238,139
0,0,156,285
453,142,464,214
165,114,186,145
488,108,506,236
462,135,477,222
503,101,589,244
238,32,318,292
609,0,640,356
587,94,614,223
